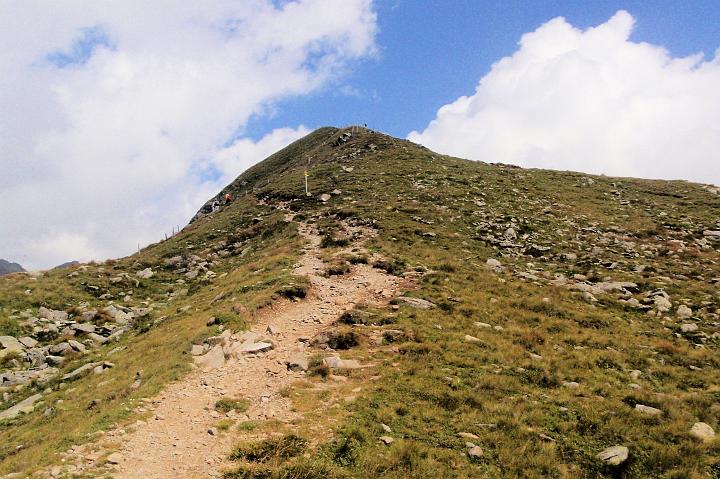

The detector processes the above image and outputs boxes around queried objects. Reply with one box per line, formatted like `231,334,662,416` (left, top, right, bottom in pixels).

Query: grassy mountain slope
1,127,719,478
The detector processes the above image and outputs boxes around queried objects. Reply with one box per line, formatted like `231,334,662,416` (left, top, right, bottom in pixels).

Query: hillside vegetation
1,127,719,478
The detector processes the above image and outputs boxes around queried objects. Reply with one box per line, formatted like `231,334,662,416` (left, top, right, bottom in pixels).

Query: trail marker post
305,157,311,196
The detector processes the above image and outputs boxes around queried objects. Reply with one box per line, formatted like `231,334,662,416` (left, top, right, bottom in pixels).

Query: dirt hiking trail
48,216,401,478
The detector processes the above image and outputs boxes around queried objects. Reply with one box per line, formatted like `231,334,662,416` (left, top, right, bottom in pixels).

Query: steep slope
1,126,719,479
0,260,25,277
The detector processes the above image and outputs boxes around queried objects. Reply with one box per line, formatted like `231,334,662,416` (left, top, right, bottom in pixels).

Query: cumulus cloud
0,0,377,269
409,11,720,186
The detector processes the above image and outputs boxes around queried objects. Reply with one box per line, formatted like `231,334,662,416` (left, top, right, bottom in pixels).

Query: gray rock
87,333,108,344
38,307,68,322
680,323,698,333
676,304,693,319
654,295,672,312
72,323,96,334
18,337,38,348
45,355,65,366
67,340,87,353
596,445,628,466
485,258,503,272
379,436,394,445
394,297,436,309
190,344,205,356
635,404,662,416
0,393,43,421
689,422,715,442
106,452,123,465
319,193,331,202
136,268,154,279
102,305,134,324
49,342,72,355
0,336,24,351
194,345,225,370
62,362,100,381
323,356,361,369
468,445,484,458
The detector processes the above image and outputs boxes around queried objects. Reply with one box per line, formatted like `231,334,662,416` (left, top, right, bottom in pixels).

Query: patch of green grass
215,397,250,414
229,434,308,463
215,312,248,331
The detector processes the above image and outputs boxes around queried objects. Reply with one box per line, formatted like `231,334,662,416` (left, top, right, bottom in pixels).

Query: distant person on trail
224,192,233,204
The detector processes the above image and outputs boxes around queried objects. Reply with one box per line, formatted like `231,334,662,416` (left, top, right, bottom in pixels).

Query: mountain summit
1,126,719,478
0,259,25,276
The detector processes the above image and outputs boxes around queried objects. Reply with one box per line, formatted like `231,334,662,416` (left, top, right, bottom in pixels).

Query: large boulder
0,336,24,351
0,393,43,421
193,345,225,371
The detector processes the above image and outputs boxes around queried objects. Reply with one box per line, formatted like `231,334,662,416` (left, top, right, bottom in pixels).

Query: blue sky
248,0,720,140
2,0,719,269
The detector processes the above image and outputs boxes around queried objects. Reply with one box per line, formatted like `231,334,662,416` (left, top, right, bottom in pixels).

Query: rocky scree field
1,126,719,478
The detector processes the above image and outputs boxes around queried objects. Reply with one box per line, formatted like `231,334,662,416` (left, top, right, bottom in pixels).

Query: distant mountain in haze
0,259,25,276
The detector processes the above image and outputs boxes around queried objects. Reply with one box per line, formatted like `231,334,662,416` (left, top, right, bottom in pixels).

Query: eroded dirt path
62,218,400,479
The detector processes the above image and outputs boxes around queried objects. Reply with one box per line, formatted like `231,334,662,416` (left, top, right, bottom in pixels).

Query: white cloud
408,11,720,186
0,0,377,269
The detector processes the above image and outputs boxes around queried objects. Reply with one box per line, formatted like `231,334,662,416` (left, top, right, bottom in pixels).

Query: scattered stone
266,324,279,335
381,423,392,433
208,427,218,436
676,304,693,319
379,436,394,445
680,323,698,333
238,342,274,354
18,337,38,348
319,193,331,202
485,258,503,272
38,307,68,322
468,445,484,458
464,335,481,343
0,336,24,352
458,432,479,440
562,381,580,389
0,393,43,420
596,445,628,466
206,316,217,326
194,345,225,370
106,452,123,465
394,296,436,309
135,268,154,279
689,422,715,442
323,356,361,369
191,344,205,356
635,404,662,416
62,362,100,381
